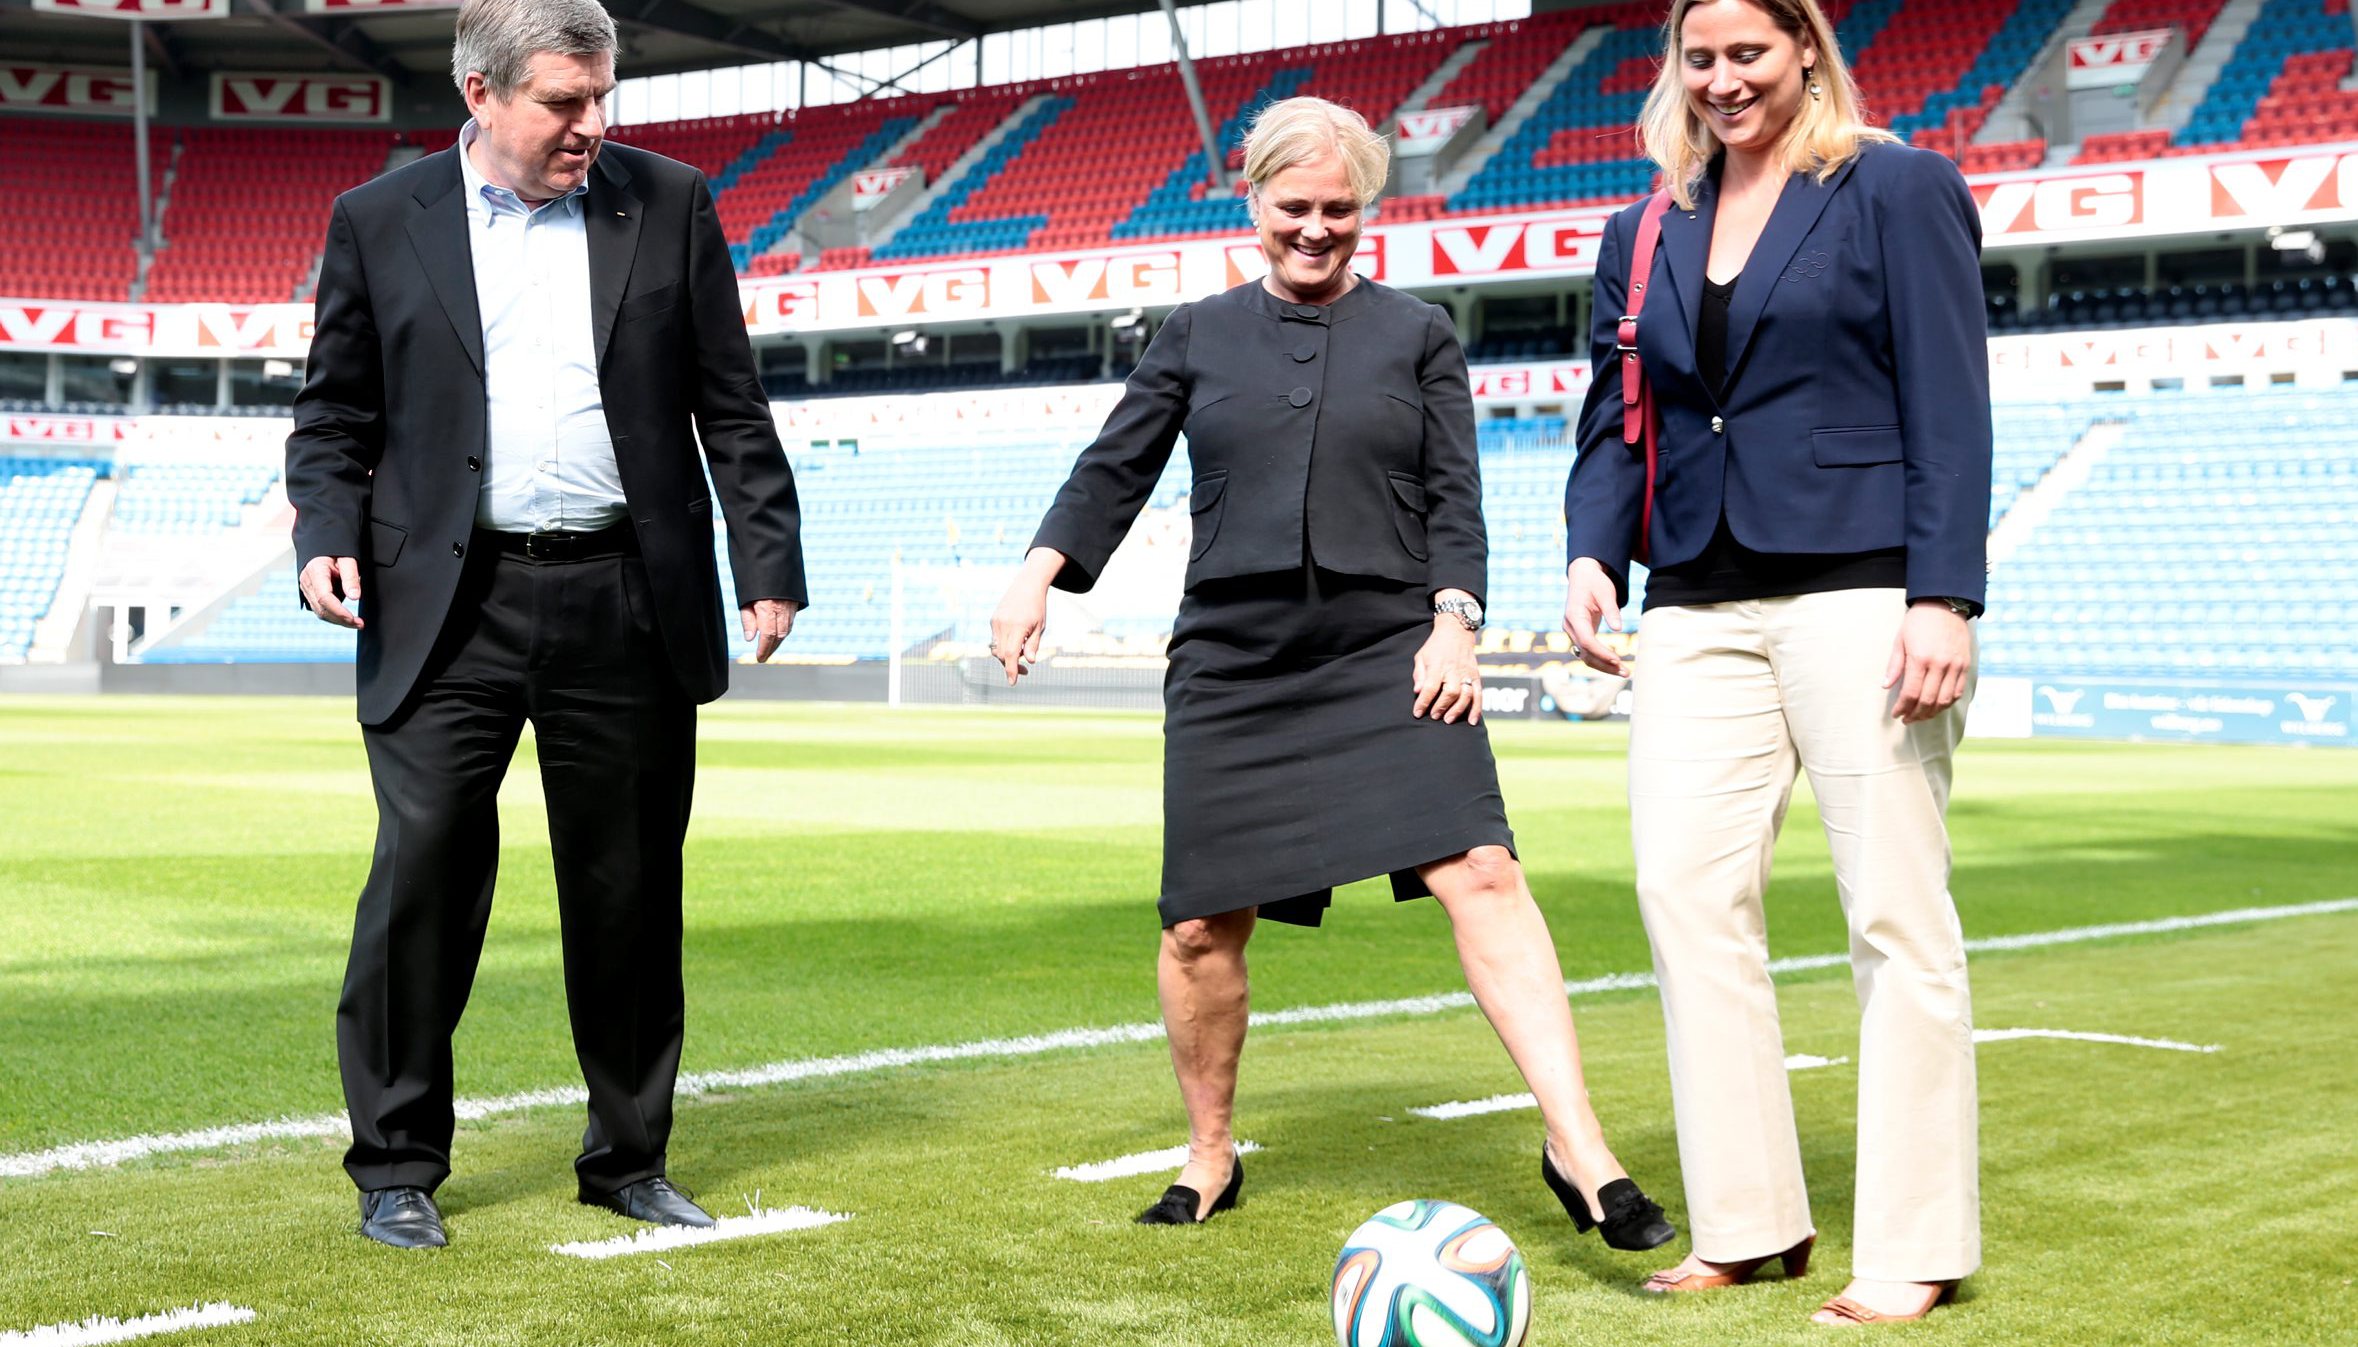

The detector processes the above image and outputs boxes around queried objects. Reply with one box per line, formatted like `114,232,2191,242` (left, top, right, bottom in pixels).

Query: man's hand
741,598,800,663
1884,600,1973,723
298,555,365,629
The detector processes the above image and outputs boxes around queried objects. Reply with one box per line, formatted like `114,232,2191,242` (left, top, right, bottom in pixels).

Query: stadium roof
0,0,1256,89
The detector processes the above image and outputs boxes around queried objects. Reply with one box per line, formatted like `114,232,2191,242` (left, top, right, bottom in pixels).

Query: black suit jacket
1032,278,1484,603
286,143,806,725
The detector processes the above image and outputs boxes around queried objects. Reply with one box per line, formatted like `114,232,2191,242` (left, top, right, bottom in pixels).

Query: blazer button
1289,387,1313,407
1293,305,1321,320
451,541,465,557
1711,415,1725,434
1292,346,1316,362
465,456,481,471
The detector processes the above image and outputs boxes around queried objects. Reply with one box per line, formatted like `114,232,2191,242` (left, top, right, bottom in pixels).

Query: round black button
1289,387,1312,407
1294,305,1321,319
1291,346,1315,362
465,456,481,471
451,542,465,557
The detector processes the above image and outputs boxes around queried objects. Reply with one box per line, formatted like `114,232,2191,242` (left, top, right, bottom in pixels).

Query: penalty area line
1052,1140,1264,1183
549,1207,851,1260
3,896,2343,1181
0,1303,255,1347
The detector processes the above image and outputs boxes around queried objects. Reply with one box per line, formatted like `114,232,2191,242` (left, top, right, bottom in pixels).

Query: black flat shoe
358,1185,446,1249
1541,1143,1675,1252
580,1176,717,1228
1135,1149,1243,1225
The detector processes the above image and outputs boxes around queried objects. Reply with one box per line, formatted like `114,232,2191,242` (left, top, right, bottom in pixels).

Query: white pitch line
1413,1054,1847,1120
549,1206,850,1260
1976,1028,2219,1053
1410,1093,1536,1121
0,1303,254,1347
1052,1140,1264,1183
3,897,2343,1181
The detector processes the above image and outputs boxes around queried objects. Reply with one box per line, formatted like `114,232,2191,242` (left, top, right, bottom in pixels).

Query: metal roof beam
798,0,979,42
620,0,812,66
232,0,412,85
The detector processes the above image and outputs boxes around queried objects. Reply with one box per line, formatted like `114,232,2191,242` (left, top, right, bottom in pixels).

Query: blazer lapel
1655,174,1712,388
403,149,484,378
1722,157,1857,386
586,153,643,370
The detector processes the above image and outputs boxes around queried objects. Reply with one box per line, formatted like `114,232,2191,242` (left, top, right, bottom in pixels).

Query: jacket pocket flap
1387,471,1429,512
616,281,681,320
1811,425,1904,467
1189,472,1227,512
367,518,407,566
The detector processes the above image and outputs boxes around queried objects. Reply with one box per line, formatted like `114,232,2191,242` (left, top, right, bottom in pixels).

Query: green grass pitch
1,696,2353,1345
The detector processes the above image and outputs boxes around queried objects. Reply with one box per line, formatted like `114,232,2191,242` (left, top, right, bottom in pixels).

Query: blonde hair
1241,96,1390,212
1637,0,1895,210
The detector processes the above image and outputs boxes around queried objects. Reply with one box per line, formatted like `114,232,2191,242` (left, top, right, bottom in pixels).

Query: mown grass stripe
1,897,2343,1181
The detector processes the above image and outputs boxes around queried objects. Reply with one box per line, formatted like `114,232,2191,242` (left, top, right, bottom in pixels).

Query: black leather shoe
580,1176,717,1228
358,1186,447,1249
1136,1149,1243,1225
1541,1143,1675,1251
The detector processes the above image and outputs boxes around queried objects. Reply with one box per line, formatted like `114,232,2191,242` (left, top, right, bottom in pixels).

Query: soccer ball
1330,1200,1531,1347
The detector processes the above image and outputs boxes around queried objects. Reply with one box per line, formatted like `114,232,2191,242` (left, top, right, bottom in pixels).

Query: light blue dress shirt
458,119,627,533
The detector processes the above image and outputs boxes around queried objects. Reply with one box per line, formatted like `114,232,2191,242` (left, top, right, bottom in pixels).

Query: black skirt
1158,565,1515,928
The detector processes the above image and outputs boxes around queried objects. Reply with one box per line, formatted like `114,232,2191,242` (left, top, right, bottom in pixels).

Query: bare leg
1157,908,1256,1217
1420,846,1627,1218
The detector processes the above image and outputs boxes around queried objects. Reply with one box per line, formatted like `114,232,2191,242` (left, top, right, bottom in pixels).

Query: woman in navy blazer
1562,0,1991,1325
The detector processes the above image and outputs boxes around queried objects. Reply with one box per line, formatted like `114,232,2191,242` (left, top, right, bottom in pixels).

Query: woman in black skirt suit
990,96,1672,1247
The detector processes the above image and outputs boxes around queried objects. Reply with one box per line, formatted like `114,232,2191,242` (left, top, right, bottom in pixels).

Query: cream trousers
1629,589,1978,1282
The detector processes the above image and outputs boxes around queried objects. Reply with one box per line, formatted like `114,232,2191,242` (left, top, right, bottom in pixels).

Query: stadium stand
0,123,161,302
0,458,100,661
1991,273,2358,330
144,128,391,305
141,566,356,664
12,0,2358,303
2174,0,2358,149
108,462,279,534
1979,386,2358,682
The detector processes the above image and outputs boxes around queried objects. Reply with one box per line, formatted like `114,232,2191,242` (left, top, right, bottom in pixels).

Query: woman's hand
1413,605,1483,725
989,548,1065,685
1884,600,1973,723
1562,558,1627,676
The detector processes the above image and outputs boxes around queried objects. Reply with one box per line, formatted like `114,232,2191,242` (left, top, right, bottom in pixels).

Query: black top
1644,266,1905,609
1031,279,1487,604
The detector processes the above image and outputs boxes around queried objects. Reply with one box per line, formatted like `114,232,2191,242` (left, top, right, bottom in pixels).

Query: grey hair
451,0,619,98
1241,96,1390,210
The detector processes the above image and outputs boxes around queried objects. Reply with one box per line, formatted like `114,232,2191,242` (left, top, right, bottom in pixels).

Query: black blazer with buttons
285,143,807,725
1031,278,1485,603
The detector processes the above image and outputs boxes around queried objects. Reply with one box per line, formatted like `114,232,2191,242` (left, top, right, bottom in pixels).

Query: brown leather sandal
1812,1280,1958,1325
1641,1234,1814,1293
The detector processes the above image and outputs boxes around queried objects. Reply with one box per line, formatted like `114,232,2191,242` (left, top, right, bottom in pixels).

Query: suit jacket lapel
403,149,484,378
1656,173,1712,386
586,154,643,370
1722,158,1856,386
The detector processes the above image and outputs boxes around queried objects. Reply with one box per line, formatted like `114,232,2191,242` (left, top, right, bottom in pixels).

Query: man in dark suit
284,0,805,1249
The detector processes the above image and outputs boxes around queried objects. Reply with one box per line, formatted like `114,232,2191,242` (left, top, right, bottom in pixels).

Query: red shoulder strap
1618,189,1673,564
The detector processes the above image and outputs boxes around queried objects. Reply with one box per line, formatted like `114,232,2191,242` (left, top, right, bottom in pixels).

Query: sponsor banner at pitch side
2028,678,2355,745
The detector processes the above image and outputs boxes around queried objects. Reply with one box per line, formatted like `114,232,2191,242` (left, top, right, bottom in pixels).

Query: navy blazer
1565,141,1992,609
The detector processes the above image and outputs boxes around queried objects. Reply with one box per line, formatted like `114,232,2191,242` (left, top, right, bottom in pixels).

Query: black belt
480,524,639,561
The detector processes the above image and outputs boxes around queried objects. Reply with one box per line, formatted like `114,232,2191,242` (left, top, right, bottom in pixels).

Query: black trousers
337,540,696,1196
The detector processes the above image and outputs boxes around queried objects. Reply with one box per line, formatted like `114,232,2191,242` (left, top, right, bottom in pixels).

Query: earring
1807,71,1823,100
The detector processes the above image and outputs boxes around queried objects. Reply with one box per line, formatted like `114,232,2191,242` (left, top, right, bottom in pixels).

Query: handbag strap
1618,189,1674,563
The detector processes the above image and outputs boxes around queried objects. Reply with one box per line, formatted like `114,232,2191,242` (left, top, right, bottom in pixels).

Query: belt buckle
523,531,568,560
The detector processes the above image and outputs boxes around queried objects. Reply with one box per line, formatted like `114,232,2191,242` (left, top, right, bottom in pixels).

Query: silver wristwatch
1433,597,1484,632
